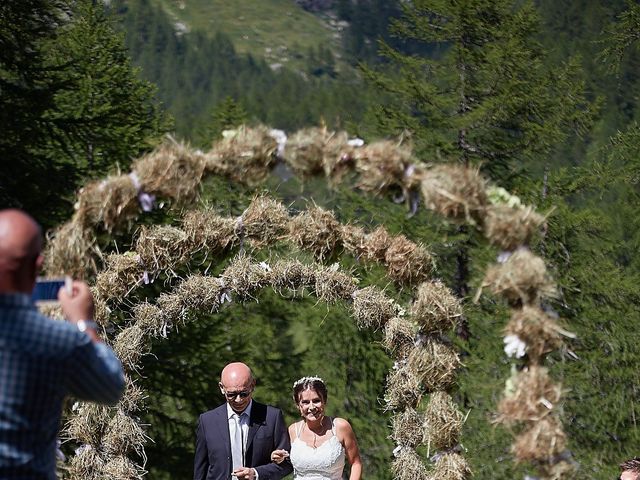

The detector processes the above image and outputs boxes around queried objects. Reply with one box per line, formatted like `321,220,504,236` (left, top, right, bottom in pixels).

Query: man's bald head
219,362,255,413
0,209,43,293
221,362,254,386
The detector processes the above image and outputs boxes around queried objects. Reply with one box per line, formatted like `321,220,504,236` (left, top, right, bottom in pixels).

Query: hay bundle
407,341,461,392
182,210,237,252
313,264,358,303
429,452,472,480
67,444,104,480
484,204,545,251
351,286,397,330
339,224,368,258
94,253,143,301
411,281,461,335
101,455,145,480
135,225,191,273
541,457,577,480
423,392,464,451
504,307,565,362
64,403,110,445
383,317,418,356
93,294,111,325
132,302,165,337
38,303,64,320
206,125,278,185
496,366,562,424
322,130,356,184
512,416,567,463
354,139,414,193
175,275,225,314
119,376,145,412
270,259,316,292
391,447,429,480
74,175,139,231
102,409,147,455
385,363,423,410
156,293,186,327
284,126,332,177
420,165,488,225
113,325,148,369
221,255,269,299
242,195,290,245
363,226,392,262
288,206,341,260
385,236,434,286
480,249,557,305
133,140,206,203
390,407,425,448
43,222,95,278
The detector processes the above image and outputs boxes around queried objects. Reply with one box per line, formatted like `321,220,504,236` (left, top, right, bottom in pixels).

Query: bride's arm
336,418,362,480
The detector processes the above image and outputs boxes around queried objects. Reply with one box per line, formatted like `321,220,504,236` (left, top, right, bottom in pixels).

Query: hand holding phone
32,277,70,305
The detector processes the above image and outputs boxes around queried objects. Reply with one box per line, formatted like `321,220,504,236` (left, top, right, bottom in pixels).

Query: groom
194,362,292,480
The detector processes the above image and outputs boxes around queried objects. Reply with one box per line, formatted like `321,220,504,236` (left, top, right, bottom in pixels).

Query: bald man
0,209,125,479
194,362,292,480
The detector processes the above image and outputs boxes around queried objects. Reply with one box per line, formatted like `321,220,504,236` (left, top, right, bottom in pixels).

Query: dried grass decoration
102,409,147,455
479,248,557,305
390,407,425,448
182,209,237,252
429,452,472,480
75,175,139,231
351,286,398,330
411,281,462,335
504,306,568,362
512,416,567,463
175,275,225,314
206,125,278,185
102,455,145,480
132,139,206,203
132,302,166,337
322,130,357,185
497,366,562,424
407,340,461,392
339,224,368,259
364,226,392,262
241,195,290,246
113,324,147,369
285,126,333,178
119,375,146,413
221,255,270,300
484,204,545,251
270,259,316,292
384,235,434,286
354,139,414,194
43,222,95,278
313,263,358,304
68,444,105,480
423,392,464,451
420,164,488,225
135,225,191,274
383,317,419,356
385,362,423,410
64,403,110,446
391,447,429,480
94,252,143,301
288,206,342,261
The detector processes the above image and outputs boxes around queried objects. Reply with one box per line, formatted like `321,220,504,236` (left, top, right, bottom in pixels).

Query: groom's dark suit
193,400,292,480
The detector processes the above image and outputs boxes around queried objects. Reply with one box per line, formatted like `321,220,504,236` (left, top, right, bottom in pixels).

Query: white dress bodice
290,418,345,480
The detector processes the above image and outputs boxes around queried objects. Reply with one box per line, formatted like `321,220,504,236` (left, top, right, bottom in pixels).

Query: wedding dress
289,418,345,480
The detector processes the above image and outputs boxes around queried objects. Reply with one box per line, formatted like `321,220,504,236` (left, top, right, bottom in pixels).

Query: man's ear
35,254,44,272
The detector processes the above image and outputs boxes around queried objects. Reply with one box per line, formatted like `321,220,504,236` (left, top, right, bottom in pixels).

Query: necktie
231,413,244,471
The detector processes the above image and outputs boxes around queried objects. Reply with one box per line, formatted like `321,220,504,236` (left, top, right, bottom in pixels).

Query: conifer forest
2,0,640,479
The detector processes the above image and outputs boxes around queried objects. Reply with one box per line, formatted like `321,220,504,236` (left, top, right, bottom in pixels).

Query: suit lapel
246,401,267,454
215,406,232,469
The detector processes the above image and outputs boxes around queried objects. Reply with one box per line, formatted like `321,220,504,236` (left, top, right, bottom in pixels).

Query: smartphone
32,277,70,304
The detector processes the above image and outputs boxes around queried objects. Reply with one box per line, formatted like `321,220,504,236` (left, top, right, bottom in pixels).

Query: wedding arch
43,125,572,480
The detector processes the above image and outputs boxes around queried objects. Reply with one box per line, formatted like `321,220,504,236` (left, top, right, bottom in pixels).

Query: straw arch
44,125,572,480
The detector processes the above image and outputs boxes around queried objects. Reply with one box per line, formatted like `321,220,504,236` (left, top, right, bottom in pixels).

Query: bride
271,376,362,480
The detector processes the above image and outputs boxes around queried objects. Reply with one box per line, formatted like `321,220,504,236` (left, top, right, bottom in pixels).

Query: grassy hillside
151,0,343,70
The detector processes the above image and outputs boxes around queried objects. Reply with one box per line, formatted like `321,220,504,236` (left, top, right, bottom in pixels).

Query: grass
152,0,343,70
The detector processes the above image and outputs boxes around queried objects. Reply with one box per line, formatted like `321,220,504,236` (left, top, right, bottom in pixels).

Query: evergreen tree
197,96,248,147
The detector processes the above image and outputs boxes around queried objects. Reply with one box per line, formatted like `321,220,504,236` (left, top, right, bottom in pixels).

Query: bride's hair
292,376,328,403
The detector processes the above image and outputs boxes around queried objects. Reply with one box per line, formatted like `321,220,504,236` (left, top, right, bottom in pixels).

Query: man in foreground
194,362,292,480
0,209,125,479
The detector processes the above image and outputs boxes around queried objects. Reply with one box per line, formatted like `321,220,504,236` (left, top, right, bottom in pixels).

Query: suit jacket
194,401,293,480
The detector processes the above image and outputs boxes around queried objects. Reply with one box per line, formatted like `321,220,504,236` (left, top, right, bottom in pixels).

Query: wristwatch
76,319,99,333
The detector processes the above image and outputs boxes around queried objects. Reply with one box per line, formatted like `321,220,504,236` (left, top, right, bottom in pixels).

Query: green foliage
196,96,249,147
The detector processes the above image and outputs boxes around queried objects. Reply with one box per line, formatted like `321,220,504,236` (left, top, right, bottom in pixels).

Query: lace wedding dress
289,418,345,480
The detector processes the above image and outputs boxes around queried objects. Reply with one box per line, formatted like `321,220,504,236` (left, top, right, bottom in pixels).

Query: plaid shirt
0,293,125,479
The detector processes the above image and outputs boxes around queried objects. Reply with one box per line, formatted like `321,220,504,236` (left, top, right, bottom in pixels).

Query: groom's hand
232,467,256,480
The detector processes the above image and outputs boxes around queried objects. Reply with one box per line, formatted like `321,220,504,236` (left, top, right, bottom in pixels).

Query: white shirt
226,401,259,479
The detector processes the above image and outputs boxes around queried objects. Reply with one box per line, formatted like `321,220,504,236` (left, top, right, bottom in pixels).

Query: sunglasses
222,389,252,400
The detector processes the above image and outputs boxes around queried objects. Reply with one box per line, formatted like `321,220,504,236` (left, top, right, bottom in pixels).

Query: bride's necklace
305,416,326,448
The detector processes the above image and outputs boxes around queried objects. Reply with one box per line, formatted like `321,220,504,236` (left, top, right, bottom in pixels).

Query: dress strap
295,421,304,439
330,417,337,436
